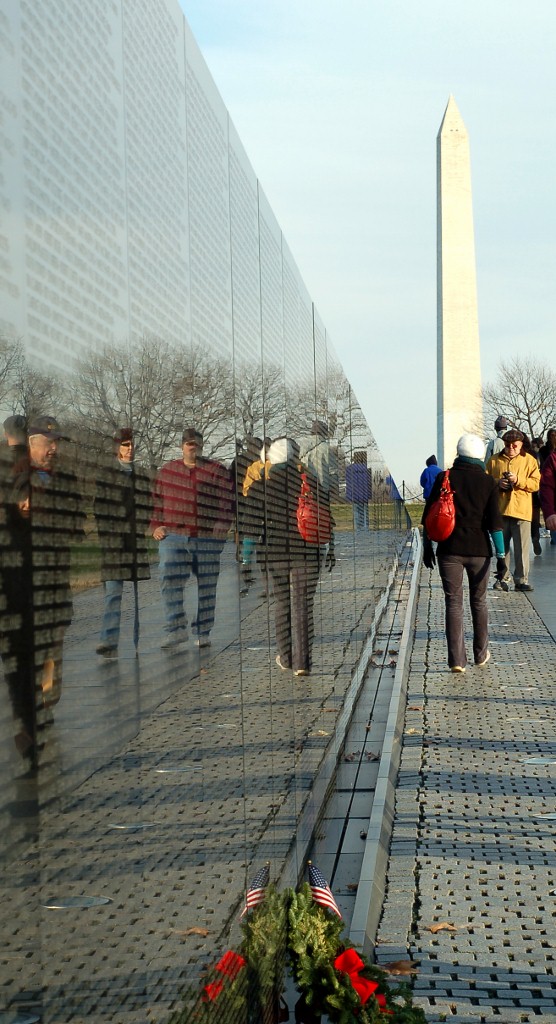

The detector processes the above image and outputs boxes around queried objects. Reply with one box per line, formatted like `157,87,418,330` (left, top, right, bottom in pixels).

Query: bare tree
75,337,241,467
233,361,285,440
0,337,71,422
482,357,556,440
0,334,22,409
75,336,184,468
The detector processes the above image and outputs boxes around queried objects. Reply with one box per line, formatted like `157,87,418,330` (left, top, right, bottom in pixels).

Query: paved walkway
377,540,556,1023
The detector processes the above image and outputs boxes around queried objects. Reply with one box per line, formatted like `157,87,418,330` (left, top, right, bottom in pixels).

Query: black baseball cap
27,415,63,439
182,427,203,444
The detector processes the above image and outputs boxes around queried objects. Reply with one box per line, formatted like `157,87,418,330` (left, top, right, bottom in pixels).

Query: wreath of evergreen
168,875,426,1024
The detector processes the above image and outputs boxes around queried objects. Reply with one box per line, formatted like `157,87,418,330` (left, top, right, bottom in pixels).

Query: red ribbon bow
203,950,246,1001
334,948,388,1010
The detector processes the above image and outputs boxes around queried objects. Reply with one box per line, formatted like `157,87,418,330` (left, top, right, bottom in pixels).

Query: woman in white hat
422,433,505,673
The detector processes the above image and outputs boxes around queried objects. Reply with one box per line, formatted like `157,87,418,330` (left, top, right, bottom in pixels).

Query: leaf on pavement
173,927,210,937
381,960,420,976
426,922,458,933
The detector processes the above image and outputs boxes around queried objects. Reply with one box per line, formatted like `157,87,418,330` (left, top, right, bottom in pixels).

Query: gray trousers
437,554,491,669
502,516,531,585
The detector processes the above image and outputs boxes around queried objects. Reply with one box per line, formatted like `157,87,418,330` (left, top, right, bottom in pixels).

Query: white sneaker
475,650,491,668
450,665,466,673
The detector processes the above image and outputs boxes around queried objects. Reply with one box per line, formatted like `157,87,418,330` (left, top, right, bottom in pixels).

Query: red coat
150,457,234,538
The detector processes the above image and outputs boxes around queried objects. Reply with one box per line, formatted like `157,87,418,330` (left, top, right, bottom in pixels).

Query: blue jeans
100,580,124,646
159,534,224,637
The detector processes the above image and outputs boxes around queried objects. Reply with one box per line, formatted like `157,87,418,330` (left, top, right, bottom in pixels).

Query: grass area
70,506,418,589
331,502,414,531
405,503,425,528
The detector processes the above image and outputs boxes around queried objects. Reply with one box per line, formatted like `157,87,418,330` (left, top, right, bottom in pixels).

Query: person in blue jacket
420,455,443,499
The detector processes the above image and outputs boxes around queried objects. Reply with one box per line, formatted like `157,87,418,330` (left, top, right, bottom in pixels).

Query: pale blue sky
181,0,556,490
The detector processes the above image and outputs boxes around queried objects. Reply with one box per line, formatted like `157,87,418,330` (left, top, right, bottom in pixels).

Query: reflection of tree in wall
234,361,285,440
75,337,239,467
286,367,374,454
0,336,70,421
75,339,295,467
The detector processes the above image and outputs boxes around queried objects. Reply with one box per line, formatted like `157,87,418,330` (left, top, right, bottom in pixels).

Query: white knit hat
456,433,486,460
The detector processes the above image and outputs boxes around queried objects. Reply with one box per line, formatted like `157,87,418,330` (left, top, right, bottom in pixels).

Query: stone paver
377,549,556,1023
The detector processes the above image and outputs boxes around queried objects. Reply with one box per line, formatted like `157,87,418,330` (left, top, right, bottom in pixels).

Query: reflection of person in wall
301,419,337,568
2,415,28,472
0,471,36,764
151,427,234,649
94,428,152,658
345,450,370,531
26,417,86,711
230,435,263,594
250,438,326,676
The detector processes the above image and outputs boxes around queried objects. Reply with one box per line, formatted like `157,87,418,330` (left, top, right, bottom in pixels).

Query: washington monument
437,95,483,467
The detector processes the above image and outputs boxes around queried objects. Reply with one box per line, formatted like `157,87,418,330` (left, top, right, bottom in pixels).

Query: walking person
539,428,556,545
484,415,509,463
486,428,540,591
539,444,556,548
230,435,264,594
249,438,330,676
422,434,505,673
94,428,152,658
420,455,443,500
18,417,85,713
151,427,234,648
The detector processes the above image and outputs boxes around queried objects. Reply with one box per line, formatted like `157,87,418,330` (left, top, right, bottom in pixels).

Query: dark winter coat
422,460,503,558
250,456,324,567
540,450,556,522
94,458,152,582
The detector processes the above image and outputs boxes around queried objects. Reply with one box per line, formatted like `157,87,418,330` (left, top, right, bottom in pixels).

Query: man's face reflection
29,434,58,469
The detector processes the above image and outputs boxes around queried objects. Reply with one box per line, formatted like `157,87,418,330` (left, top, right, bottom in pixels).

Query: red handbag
297,471,332,544
424,470,456,542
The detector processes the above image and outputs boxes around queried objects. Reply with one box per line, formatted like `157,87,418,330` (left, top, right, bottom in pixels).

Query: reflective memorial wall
0,2,409,1021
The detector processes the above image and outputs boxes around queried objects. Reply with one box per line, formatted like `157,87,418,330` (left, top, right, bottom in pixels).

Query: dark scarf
453,455,485,470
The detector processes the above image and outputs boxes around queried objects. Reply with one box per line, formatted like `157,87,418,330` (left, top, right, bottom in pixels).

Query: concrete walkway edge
350,528,422,953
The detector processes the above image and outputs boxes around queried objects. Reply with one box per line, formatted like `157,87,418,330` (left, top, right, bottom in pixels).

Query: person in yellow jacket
486,428,540,592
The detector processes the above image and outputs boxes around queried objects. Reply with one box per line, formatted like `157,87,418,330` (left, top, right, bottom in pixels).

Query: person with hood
250,437,332,676
420,455,443,500
485,415,509,463
486,427,540,591
422,433,505,673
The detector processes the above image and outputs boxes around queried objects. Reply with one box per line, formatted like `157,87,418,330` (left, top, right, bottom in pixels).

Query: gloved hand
423,540,436,570
495,557,507,580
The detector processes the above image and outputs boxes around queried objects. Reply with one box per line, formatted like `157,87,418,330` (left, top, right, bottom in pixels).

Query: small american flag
308,862,342,918
240,863,270,917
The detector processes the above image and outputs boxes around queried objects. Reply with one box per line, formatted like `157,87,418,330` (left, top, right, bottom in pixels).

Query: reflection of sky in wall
181,0,556,487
